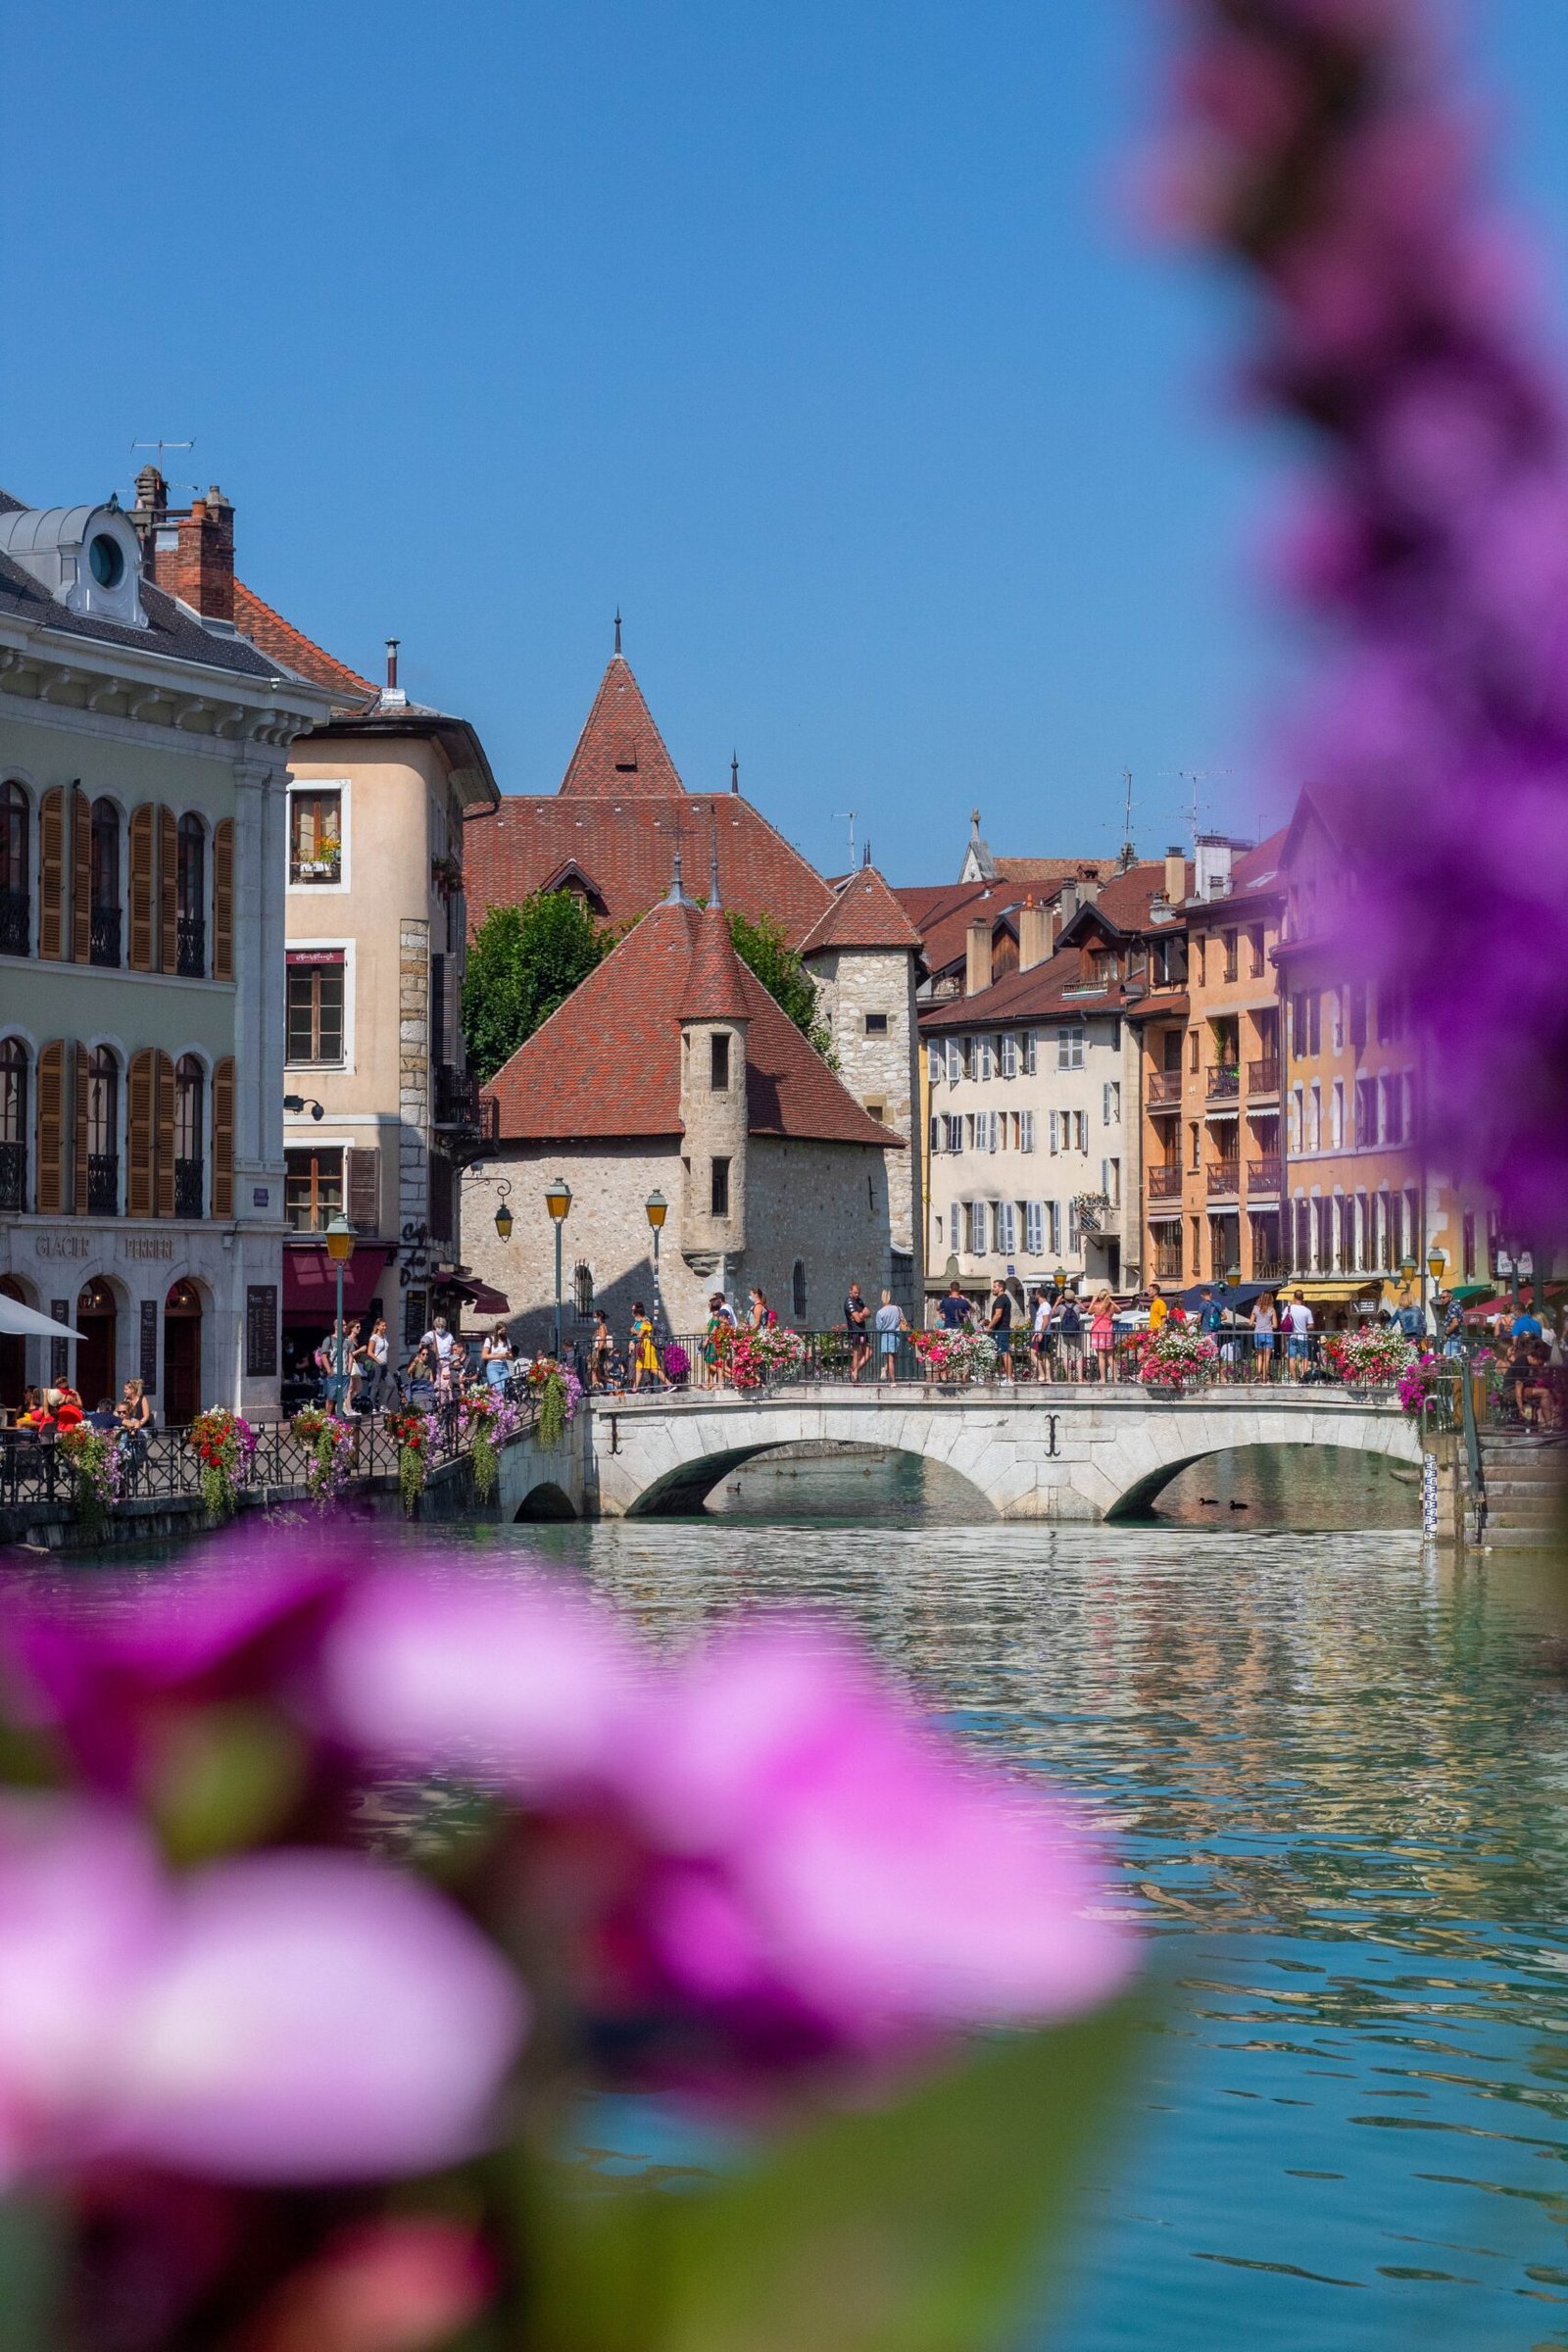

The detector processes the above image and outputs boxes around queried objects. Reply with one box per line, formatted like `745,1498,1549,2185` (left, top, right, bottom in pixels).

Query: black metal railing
0,1138,24,1212
90,906,122,967
1146,1071,1183,1108
1205,1161,1241,1199
86,1153,119,1215
1247,1155,1282,1195
433,1065,500,1148
1148,1165,1183,1200
0,888,30,956
176,916,206,978
1248,1056,1281,1096
174,1157,204,1218
1206,1064,1241,1101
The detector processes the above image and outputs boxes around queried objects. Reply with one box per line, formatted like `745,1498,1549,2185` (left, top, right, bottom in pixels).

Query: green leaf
525,1999,1144,2352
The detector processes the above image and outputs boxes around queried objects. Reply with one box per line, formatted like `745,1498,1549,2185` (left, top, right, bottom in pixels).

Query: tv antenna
131,439,195,460
1118,767,1136,867
831,809,857,869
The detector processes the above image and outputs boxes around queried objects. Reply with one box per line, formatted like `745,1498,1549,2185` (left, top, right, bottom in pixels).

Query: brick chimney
1163,847,1186,905
141,484,235,623
965,917,992,998
1017,897,1054,972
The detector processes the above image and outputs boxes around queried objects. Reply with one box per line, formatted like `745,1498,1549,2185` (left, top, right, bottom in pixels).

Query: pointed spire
680,892,751,1021
613,608,622,656
559,649,685,796
709,832,723,909
665,844,690,906
730,751,740,796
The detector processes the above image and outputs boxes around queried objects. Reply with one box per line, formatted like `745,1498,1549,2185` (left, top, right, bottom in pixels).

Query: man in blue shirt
1198,1288,1224,1337
1511,1307,1544,1342
938,1282,971,1331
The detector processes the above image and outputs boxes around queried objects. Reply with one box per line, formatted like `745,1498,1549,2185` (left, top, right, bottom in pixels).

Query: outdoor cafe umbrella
0,1296,85,1343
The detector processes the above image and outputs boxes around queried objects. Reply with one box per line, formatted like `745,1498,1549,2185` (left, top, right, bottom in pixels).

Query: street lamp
545,1178,572,1359
1226,1261,1242,1289
1053,1265,1066,1294
283,1095,325,1122
323,1212,356,1408
1427,1245,1446,1337
492,1180,514,1243
646,1190,667,1337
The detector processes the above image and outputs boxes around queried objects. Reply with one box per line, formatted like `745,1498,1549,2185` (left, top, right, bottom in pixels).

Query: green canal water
26,1445,1568,2348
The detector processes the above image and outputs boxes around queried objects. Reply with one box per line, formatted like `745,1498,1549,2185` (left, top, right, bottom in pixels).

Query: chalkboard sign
139,1298,159,1393
50,1300,69,1387
246,1285,278,1379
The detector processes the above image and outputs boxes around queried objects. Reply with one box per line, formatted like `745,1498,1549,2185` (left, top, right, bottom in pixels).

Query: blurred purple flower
0,1794,527,2186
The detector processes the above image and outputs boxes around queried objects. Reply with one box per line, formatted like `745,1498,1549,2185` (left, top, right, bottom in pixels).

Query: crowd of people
309,1315,564,1415
8,1376,158,1480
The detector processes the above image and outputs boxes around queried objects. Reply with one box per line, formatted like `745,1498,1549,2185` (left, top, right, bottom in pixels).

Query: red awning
452,1277,511,1317
283,1246,394,1321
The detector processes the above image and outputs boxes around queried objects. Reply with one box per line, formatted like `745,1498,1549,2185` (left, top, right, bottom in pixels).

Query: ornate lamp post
1427,1245,1446,1338
492,1180,514,1243
545,1178,572,1359
324,1212,356,1407
645,1190,668,1337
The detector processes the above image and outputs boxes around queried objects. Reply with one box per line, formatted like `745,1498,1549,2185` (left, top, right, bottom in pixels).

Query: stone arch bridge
574,1387,1420,1522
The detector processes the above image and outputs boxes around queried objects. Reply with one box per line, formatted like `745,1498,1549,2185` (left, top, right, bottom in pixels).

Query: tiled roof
1185,826,1289,919
893,880,1021,977
993,856,1107,885
920,944,1113,1031
798,864,925,956
232,581,377,707
485,898,895,1150
560,655,685,796
1059,859,1191,941
465,794,835,947
680,903,751,1019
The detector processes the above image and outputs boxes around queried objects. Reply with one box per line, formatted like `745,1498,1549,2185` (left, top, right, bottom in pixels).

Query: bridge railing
638,1330,1402,1396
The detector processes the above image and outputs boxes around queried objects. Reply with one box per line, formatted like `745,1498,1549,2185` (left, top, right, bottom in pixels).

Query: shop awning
1293,1279,1380,1304
282,1246,395,1321
451,1277,511,1317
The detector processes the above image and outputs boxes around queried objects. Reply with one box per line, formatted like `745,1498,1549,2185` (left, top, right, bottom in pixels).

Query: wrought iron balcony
432,1065,499,1149
1247,1154,1283,1196
0,888,29,957
1205,1160,1241,1199
1147,1164,1184,1200
176,916,206,978
86,1153,119,1216
174,1156,205,1219
1247,1056,1281,1097
1146,1071,1183,1108
1251,1256,1288,1283
1206,1064,1241,1102
89,906,122,967
0,1139,24,1212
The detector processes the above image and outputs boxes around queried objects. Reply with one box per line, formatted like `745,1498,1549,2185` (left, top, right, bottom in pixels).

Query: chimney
1163,846,1186,906
1017,897,1054,972
142,486,235,623
1058,880,1079,925
386,638,400,690
1196,834,1234,900
965,917,992,998
131,465,168,524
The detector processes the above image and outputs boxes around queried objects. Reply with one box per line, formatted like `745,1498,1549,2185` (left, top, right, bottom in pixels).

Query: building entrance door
74,1281,117,1408
0,1277,25,1410
163,1280,202,1426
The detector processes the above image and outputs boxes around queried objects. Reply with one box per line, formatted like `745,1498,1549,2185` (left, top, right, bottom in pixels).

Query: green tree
462,894,617,1082
726,909,836,1063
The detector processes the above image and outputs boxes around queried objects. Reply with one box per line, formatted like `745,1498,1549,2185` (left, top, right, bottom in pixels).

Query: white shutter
969,1201,987,1254
1049,1200,1060,1252
1001,1034,1017,1080
930,1114,941,1155
1023,1030,1037,1075
1020,1108,1035,1153
1068,1200,1081,1250
948,1039,961,1084
1001,1201,1017,1253
950,1202,960,1252
928,1042,943,1085
988,1111,999,1152
952,1117,963,1155
1049,1109,1059,1153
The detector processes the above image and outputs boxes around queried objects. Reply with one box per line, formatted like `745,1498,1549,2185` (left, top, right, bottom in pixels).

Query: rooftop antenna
1118,767,1136,869
130,439,194,461
832,809,857,869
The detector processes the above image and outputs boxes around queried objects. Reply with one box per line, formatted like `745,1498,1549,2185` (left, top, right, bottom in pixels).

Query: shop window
285,1147,344,1233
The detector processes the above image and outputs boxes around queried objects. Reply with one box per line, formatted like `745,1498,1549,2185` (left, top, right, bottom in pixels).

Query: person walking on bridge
845,1282,871,1383
874,1290,907,1383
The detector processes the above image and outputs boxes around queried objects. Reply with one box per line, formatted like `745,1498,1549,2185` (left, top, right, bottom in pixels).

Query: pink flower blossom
0,1794,527,2185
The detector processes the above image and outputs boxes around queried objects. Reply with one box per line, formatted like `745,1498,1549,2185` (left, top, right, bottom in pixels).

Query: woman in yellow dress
629,1301,668,1392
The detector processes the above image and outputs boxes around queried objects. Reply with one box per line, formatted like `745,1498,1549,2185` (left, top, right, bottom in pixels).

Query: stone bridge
577,1386,1420,1522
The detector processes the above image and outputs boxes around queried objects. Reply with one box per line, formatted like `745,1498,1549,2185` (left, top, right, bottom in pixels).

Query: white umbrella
0,1296,86,1344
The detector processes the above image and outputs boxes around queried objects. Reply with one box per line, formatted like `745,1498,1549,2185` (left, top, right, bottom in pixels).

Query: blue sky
9,3,1568,883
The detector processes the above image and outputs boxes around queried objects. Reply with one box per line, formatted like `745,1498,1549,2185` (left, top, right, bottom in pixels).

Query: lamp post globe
323,1214,356,1409
645,1191,668,1337
545,1179,572,1359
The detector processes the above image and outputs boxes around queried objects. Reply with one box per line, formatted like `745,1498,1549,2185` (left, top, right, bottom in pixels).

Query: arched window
176,814,206,976
0,783,28,957
90,798,122,966
0,1038,26,1211
174,1055,205,1218
792,1258,807,1320
86,1047,120,1215
572,1261,594,1321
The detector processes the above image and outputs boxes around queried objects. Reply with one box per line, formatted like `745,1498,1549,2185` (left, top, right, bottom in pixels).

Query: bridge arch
624,1437,997,1519
1101,1409,1420,1520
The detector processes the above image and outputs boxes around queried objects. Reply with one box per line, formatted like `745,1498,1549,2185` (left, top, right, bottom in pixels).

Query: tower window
864,1012,889,1035
710,1032,730,1091
710,1157,730,1217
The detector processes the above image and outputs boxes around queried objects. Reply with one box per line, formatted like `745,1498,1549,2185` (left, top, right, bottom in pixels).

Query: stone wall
807,943,922,1293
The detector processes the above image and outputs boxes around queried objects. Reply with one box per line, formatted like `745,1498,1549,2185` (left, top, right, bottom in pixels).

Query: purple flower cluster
1166,0,1568,1224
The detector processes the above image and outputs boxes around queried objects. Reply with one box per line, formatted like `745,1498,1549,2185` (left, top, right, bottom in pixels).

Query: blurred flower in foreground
0,1793,527,2184
1165,0,1568,1223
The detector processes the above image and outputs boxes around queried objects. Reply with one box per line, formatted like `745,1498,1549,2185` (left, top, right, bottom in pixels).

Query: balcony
433,1064,500,1151
176,916,206,979
1205,1161,1241,1200
1248,1056,1280,1097
1206,1064,1241,1102
86,1153,119,1216
1147,1071,1183,1108
1147,1164,1183,1200
0,1139,24,1212
1247,1154,1283,1197
0,888,30,957
90,906,122,967
174,1157,205,1219
1251,1256,1288,1283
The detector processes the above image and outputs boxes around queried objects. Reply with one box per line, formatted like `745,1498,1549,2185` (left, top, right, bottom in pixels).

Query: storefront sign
122,1236,175,1261
139,1299,159,1394
35,1235,91,1260
246,1285,278,1379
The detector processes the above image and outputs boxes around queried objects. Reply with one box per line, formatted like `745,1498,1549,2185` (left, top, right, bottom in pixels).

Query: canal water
22,1447,1568,2349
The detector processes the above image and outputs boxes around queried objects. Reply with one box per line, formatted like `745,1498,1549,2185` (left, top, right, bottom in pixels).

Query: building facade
0,482,331,1418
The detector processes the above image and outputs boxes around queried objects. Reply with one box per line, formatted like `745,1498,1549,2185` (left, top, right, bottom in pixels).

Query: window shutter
71,786,90,963
158,806,177,973
212,816,234,981
127,1049,156,1220
154,1051,175,1219
36,1042,66,1214
72,1042,88,1216
212,1058,235,1218
347,1147,379,1232
38,788,65,960
127,806,155,971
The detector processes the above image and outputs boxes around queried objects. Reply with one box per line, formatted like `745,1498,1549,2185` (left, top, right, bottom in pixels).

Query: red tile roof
1059,859,1192,940
680,903,751,1019
485,898,895,1149
893,880,1021,978
993,856,1107,885
798,864,925,955
560,655,685,796
232,581,377,708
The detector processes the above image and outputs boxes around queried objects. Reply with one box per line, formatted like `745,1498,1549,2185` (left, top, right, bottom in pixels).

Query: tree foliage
725,910,836,1063
462,894,617,1083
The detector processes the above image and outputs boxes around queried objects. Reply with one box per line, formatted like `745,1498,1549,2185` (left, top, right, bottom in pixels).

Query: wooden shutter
72,1044,88,1218
213,817,234,981
158,807,177,973
212,1057,235,1219
35,1042,66,1215
347,1147,379,1234
71,786,90,964
38,788,65,960
126,1049,156,1220
154,1050,175,1220
128,806,155,971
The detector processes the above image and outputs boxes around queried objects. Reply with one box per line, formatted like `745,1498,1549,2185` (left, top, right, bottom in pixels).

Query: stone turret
678,898,751,1271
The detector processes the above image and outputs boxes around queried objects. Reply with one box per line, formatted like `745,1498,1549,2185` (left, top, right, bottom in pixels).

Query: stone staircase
1476,1432,1567,1549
